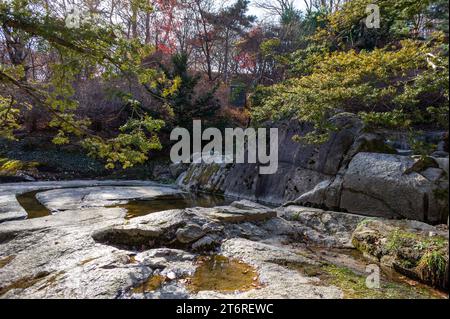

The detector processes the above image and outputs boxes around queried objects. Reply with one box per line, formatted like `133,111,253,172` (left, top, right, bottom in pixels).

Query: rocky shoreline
0,181,448,299
177,116,449,224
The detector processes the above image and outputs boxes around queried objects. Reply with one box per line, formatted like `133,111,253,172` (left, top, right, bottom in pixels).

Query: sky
249,0,308,20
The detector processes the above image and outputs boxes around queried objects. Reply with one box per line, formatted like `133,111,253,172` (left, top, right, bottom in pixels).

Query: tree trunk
223,28,230,83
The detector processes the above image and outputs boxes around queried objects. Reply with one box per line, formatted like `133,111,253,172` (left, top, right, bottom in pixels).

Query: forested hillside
0,0,449,301
1,0,448,175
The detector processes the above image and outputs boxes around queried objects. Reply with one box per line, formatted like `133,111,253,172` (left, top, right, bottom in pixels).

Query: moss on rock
352,219,449,290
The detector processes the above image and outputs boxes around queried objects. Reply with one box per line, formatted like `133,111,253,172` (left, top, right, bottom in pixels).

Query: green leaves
360,109,411,130
0,0,171,169
251,39,449,143
82,115,164,170
0,95,21,140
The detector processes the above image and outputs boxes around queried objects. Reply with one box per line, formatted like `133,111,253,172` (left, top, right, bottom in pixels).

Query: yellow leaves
130,0,153,14
138,44,154,59
138,68,157,85
251,38,449,142
49,113,91,138
260,38,281,58
0,64,25,80
359,109,411,130
319,0,373,39
81,115,165,170
162,76,181,98
0,157,40,174
0,95,20,140
52,131,70,145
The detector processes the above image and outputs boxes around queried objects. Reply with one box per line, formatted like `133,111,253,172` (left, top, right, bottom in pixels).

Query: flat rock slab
279,205,367,247
0,190,345,299
0,194,27,223
0,180,167,195
0,180,181,223
36,186,183,212
202,200,277,223
91,200,278,250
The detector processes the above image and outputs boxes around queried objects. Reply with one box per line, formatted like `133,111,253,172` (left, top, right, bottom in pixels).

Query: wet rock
176,224,206,244
36,186,183,212
279,205,366,247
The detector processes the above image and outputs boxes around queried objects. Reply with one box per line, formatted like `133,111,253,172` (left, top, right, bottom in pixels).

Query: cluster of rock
0,182,447,298
352,219,449,290
0,180,177,223
0,184,342,299
177,114,449,224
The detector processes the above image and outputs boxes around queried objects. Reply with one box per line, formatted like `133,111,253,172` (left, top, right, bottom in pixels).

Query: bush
251,38,449,144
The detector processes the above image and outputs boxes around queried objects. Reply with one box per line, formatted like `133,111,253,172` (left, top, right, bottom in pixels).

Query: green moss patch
279,260,445,299
352,220,449,290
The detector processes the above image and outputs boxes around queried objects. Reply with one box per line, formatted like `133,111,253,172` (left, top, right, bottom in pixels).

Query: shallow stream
16,189,231,219
12,186,449,299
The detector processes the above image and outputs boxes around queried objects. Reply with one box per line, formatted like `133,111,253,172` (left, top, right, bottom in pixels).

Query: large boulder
179,114,363,205
177,115,448,223
340,153,448,223
291,153,449,223
279,205,366,247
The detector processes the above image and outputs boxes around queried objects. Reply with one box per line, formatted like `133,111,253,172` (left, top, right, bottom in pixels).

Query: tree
251,38,449,143
253,0,297,20
210,0,255,82
302,0,348,14
0,0,176,169
164,52,220,129
314,0,441,50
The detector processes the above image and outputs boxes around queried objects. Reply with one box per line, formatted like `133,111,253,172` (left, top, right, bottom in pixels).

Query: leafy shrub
251,39,449,144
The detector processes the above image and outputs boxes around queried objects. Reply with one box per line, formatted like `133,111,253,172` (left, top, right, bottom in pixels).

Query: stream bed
2,183,448,299
16,189,232,219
